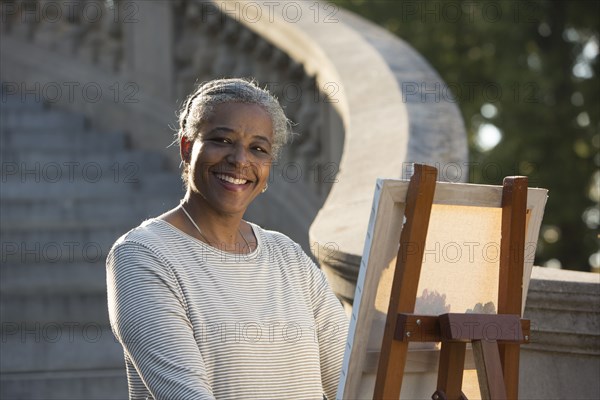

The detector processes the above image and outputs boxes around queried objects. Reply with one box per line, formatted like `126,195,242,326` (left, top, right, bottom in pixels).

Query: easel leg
498,343,520,399
473,340,507,400
373,164,438,399
377,340,410,399
498,176,528,400
436,341,467,400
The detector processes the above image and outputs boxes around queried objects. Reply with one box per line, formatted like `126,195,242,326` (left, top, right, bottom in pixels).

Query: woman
106,78,348,399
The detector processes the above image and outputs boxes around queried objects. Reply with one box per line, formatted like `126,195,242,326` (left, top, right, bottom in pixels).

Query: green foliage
332,0,599,271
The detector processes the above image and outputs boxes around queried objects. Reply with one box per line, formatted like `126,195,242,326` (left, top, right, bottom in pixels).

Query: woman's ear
180,135,192,163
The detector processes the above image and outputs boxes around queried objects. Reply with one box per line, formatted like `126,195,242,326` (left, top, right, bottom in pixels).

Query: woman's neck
179,195,248,251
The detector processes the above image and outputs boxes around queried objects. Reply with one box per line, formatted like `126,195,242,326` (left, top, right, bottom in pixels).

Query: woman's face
183,102,274,217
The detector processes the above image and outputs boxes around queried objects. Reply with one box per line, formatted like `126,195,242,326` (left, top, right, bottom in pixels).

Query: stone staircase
0,89,183,399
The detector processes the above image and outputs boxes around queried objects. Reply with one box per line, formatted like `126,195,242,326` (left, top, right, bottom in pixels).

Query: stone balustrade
1,0,348,249
209,1,468,308
2,1,596,399
1,0,468,255
520,267,600,399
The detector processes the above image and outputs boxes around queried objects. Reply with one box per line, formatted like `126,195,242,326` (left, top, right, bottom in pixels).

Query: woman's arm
302,252,349,400
106,240,215,400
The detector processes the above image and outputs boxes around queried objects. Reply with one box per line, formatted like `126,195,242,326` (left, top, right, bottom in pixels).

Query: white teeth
216,173,248,185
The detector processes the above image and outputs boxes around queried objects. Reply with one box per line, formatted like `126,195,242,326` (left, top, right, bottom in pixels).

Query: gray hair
178,78,292,159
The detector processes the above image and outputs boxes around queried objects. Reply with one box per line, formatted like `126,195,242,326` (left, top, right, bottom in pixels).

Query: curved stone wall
2,0,467,267
2,2,597,400
212,0,468,307
0,0,350,250
1,0,468,397
521,267,600,399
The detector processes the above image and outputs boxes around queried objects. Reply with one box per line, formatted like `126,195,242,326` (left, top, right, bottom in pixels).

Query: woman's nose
226,144,250,166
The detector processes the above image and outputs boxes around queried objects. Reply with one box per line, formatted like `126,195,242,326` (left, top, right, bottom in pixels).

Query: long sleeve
302,252,349,400
106,240,215,400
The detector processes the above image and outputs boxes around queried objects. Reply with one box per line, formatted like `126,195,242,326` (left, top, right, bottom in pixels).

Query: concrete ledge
526,267,600,355
520,267,600,399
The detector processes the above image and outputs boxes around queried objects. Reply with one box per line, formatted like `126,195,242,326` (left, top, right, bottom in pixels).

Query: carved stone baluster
263,47,290,100
174,2,222,99
277,61,305,122
35,0,67,50
251,38,275,85
1,0,24,36
73,2,104,63
96,1,124,73
173,1,204,98
231,27,258,78
211,16,240,77
291,76,322,173
9,0,40,41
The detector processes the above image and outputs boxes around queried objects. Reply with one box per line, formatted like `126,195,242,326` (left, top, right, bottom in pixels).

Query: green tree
332,0,599,271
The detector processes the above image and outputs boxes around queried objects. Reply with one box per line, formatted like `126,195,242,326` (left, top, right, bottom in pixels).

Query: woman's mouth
214,173,250,186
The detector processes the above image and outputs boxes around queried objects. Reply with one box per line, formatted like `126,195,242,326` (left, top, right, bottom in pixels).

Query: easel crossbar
394,314,530,344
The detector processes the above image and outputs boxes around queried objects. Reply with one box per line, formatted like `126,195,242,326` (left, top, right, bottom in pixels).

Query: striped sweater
106,219,348,399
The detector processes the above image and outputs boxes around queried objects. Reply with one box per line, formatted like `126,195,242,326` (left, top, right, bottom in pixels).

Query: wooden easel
373,164,530,400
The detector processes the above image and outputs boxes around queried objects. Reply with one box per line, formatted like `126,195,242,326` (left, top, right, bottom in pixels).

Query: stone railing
0,0,351,250
209,1,468,308
2,1,598,399
521,267,600,399
1,0,468,261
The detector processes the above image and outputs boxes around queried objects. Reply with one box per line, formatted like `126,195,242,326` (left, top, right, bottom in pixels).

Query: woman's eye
254,146,270,154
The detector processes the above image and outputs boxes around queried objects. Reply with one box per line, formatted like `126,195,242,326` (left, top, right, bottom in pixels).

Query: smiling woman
105,78,349,399
182,102,274,227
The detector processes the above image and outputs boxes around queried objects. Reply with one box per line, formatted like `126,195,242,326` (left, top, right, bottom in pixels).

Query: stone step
0,86,46,112
1,196,178,228
0,369,128,400
1,150,171,181
0,226,128,265
1,220,139,241
1,261,107,295
0,98,46,113
1,289,112,326
0,87,172,398
1,129,128,152
1,109,87,131
1,263,114,326
0,324,124,373
1,220,143,243
1,172,183,199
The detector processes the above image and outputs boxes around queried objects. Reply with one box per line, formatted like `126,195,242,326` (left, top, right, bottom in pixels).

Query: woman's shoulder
106,219,185,278
109,218,173,254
